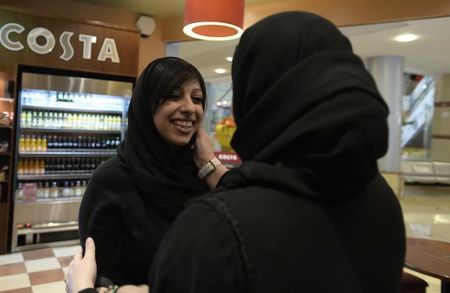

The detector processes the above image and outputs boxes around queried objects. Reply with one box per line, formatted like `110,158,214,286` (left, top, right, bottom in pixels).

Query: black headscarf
117,57,208,219
227,11,389,198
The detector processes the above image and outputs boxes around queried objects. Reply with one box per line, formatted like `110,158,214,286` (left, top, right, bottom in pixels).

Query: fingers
84,237,96,259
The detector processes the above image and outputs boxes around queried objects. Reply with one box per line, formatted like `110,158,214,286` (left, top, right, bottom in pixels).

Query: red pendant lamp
183,0,244,41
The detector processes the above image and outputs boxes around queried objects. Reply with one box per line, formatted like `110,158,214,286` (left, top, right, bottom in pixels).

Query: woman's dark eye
167,93,181,100
192,97,203,104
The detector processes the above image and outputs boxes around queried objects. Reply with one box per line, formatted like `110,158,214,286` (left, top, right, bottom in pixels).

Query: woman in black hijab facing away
78,57,227,286
69,12,406,293
146,12,406,292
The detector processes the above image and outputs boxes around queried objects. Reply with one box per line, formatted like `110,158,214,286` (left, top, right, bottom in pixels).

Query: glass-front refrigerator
11,65,134,252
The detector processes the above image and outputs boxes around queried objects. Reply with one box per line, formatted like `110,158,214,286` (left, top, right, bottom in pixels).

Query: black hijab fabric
116,58,208,219
228,11,389,197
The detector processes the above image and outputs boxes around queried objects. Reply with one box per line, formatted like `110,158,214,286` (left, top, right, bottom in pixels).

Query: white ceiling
177,16,450,82
340,17,450,75
68,1,450,80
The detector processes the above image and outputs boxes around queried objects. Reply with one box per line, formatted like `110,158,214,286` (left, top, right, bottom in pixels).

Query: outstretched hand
66,237,97,293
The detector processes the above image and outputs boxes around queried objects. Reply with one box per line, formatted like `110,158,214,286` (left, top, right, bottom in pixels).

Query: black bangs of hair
142,57,207,114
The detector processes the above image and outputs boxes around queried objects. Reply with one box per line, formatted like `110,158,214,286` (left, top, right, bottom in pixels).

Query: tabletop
405,238,450,281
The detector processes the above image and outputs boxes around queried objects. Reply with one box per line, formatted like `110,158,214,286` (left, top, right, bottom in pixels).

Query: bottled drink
26,111,32,128
23,158,30,175
62,181,70,197
33,158,40,175
57,112,63,128
53,135,60,148
31,111,38,128
80,136,86,149
73,158,80,173
61,112,67,128
20,111,27,128
81,180,88,195
18,159,24,175
47,135,53,149
36,135,42,151
90,136,96,149
66,157,73,172
42,135,48,152
89,158,96,170
19,135,25,152
75,180,82,197
40,159,45,175
54,158,61,173
30,135,36,152
37,111,44,128
37,182,43,199
16,183,23,201
50,181,58,198
43,111,49,128
48,111,54,128
69,181,75,197
101,137,107,149
95,137,101,149
43,181,50,199
81,158,87,171
67,113,73,129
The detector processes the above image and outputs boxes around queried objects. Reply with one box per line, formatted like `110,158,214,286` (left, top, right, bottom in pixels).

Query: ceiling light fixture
214,68,227,74
183,0,244,41
226,56,233,62
394,34,418,42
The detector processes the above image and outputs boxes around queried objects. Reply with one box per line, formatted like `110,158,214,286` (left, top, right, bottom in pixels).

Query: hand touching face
193,128,216,169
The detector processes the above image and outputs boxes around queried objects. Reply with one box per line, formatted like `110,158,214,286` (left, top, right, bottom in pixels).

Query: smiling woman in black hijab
70,12,406,293
78,57,227,286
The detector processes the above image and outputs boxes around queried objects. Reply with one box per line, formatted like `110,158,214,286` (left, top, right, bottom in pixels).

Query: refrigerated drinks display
11,66,134,251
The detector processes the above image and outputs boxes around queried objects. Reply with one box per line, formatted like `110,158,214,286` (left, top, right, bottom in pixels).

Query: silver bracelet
198,157,221,180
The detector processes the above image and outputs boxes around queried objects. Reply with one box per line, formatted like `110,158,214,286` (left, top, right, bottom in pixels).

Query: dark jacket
149,11,406,293
149,166,405,293
79,156,171,285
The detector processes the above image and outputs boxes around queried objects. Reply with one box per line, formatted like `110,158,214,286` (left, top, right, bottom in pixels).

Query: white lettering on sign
0,22,120,63
59,32,74,61
79,34,97,59
0,23,25,51
98,38,120,63
27,27,55,54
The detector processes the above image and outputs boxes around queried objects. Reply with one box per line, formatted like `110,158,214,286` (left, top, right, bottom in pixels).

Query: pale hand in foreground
66,237,97,293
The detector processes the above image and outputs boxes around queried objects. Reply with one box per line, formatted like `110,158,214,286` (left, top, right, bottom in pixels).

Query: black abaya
78,58,208,285
148,12,405,293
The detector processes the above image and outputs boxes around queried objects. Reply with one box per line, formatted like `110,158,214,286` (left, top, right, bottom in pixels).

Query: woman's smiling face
153,79,204,146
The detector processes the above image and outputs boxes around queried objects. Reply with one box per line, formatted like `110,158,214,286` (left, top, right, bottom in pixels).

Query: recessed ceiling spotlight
226,56,233,62
394,34,418,42
214,68,227,74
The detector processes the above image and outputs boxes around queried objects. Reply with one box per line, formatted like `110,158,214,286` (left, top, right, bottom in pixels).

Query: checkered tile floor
0,245,79,293
0,245,442,293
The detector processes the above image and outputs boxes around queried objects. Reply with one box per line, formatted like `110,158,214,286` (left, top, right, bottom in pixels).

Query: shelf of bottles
15,89,130,203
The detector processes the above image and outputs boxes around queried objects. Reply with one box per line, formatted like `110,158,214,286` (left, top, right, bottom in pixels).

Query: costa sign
0,22,120,63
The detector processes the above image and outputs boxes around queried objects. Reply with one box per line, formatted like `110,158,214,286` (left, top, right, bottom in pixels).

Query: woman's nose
180,95,195,112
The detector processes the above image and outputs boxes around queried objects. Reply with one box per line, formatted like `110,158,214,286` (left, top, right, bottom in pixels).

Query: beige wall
138,19,166,74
